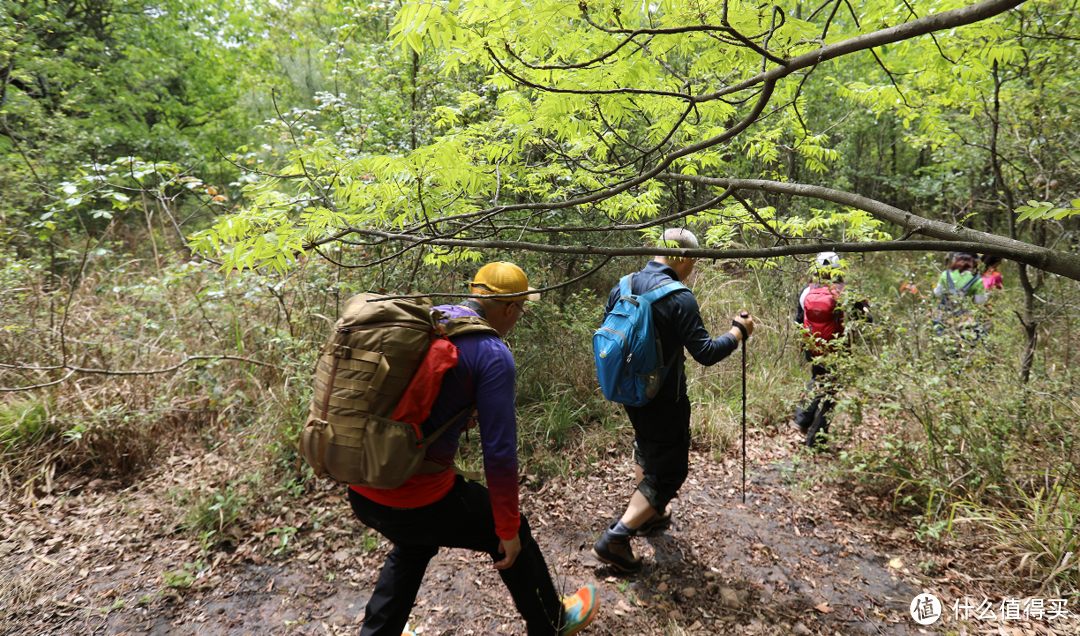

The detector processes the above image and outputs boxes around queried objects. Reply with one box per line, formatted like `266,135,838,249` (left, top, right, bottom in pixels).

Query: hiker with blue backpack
792,252,872,449
591,229,754,574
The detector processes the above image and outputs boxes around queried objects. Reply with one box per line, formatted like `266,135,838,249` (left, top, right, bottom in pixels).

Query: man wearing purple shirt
348,262,599,636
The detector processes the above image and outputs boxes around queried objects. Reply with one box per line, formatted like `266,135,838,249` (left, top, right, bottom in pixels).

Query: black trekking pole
733,313,750,504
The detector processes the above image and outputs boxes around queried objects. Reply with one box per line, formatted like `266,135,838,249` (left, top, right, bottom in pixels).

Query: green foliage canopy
121,0,1080,281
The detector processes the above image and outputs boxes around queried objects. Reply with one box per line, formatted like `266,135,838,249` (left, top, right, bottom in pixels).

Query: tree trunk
1017,265,1038,383
990,60,1040,383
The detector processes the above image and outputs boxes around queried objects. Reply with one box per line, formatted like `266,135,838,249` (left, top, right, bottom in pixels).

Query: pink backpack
802,284,844,355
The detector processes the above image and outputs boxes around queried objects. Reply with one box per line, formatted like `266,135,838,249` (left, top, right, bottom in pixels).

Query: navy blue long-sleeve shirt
604,261,739,401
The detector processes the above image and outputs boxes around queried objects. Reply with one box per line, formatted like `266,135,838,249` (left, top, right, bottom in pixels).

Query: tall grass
4,233,1080,597
564,252,1080,596
825,254,1080,596
690,259,808,453
0,249,329,486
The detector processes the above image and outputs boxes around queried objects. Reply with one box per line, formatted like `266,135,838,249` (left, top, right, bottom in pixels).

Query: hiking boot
805,413,829,449
560,584,599,636
634,509,672,537
789,419,810,435
592,525,643,574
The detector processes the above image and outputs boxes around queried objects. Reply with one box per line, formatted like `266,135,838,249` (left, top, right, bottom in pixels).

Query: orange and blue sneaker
560,583,599,636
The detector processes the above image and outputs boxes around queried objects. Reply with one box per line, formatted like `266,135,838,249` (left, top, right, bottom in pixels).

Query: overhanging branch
333,228,1040,271
657,173,1080,281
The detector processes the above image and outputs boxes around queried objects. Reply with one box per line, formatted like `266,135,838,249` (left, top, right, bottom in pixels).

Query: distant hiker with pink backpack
792,252,872,449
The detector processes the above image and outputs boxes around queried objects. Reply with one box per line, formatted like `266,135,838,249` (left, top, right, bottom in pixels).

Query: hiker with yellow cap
348,262,599,636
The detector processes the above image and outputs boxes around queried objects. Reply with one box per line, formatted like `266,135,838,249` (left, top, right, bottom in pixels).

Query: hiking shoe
805,414,829,449
560,584,599,636
634,509,672,536
789,419,810,435
592,525,643,574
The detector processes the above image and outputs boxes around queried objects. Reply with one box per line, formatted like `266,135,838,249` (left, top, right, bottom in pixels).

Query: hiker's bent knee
637,470,686,512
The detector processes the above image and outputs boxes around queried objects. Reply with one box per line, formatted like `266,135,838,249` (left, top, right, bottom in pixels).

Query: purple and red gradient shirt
350,304,521,540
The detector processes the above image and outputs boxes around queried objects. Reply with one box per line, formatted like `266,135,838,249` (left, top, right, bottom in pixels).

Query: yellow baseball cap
470,262,540,303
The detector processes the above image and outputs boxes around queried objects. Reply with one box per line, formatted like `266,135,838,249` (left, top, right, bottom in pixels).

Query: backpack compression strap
960,273,982,294
418,404,478,477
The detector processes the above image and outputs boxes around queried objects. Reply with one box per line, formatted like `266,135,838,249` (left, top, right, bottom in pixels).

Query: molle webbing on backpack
300,294,497,488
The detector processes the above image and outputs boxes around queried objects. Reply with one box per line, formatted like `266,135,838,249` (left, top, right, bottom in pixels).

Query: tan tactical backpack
299,294,497,488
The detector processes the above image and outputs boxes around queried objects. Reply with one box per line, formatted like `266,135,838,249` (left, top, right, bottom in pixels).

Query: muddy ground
2,422,1076,636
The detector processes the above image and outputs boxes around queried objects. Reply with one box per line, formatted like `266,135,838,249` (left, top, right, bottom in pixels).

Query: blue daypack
593,274,686,406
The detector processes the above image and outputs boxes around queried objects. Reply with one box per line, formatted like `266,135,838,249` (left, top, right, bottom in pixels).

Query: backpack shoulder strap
619,274,633,297
946,270,958,293
441,315,499,339
419,404,474,450
960,273,981,294
639,281,686,304
419,405,481,479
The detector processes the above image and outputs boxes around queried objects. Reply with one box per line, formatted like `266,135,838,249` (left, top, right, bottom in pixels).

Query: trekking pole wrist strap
731,320,748,342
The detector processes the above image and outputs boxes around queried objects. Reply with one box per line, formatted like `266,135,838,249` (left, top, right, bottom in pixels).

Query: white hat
815,251,842,269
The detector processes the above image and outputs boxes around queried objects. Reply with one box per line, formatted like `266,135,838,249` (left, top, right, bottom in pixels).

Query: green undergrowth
3,242,1079,596
171,475,259,546
0,397,55,452
827,254,1080,596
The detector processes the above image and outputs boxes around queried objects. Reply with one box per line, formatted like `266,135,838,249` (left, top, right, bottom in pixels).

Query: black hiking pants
624,395,692,513
348,476,564,636
793,363,835,446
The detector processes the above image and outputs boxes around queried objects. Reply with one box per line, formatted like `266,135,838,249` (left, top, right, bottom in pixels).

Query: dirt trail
0,428,1023,636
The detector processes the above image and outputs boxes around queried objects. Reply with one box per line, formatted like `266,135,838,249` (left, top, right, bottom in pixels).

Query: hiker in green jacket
932,253,988,337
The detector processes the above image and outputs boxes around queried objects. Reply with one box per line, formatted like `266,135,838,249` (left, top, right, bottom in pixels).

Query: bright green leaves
797,135,841,175
1015,200,1080,222
391,0,462,53
183,0,1050,279
789,207,890,243
693,198,889,250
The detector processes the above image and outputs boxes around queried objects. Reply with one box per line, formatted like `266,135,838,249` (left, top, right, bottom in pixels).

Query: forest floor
2,416,1077,636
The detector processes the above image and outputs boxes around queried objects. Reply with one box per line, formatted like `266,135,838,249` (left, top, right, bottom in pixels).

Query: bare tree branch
697,0,1026,102
0,355,286,393
657,173,1080,280
370,255,617,302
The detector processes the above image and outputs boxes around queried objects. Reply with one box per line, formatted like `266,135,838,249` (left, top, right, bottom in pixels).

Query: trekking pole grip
732,312,750,341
